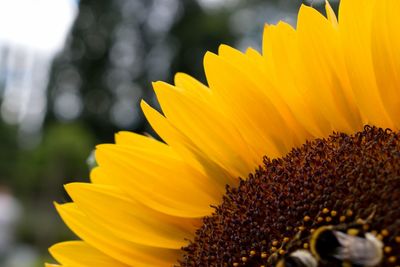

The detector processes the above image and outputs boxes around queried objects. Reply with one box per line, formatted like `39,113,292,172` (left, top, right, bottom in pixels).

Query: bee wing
333,231,383,266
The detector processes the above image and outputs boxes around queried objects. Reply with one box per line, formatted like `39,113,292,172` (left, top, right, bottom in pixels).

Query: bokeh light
0,0,339,266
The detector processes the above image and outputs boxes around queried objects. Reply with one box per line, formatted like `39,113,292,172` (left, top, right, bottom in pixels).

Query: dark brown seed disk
179,126,400,267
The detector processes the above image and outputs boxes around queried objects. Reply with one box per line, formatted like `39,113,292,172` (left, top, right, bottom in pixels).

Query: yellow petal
140,100,206,172
49,241,128,267
325,0,338,27
204,51,291,158
153,80,256,178
112,131,223,202
65,183,199,247
90,167,110,184
113,132,222,200
55,203,181,266
370,0,400,127
49,2,400,266
95,143,221,217
338,0,392,128
141,99,235,187
217,44,309,148
115,131,172,153
262,22,331,137
296,5,362,133
174,72,212,101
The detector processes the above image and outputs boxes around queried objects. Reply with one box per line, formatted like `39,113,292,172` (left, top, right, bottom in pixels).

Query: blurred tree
0,123,18,187
0,0,341,264
14,122,95,253
169,0,234,82
46,0,237,142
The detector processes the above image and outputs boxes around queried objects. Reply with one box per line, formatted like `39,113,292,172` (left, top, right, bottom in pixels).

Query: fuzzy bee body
276,250,317,267
310,225,383,267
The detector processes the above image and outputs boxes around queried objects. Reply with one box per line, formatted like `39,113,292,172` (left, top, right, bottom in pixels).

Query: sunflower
48,0,400,266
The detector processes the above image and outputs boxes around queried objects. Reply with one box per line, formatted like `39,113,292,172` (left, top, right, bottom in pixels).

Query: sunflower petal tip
48,243,57,253
299,3,308,9
174,72,185,81
203,51,219,67
325,0,332,7
298,3,315,15
204,51,216,61
63,182,77,192
217,44,231,53
325,0,338,25
53,201,62,209
140,99,150,109
151,80,162,88
94,143,104,151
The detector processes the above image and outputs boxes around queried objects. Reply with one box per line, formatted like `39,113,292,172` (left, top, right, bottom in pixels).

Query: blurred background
0,0,338,266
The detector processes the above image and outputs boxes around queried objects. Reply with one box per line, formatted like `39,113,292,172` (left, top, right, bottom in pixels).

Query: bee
276,250,317,267
310,225,383,266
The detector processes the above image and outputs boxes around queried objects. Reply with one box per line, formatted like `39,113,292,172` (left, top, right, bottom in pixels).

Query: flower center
179,126,400,267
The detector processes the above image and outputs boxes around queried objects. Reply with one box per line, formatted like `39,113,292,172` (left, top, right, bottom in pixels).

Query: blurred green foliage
1,0,242,262
0,0,338,265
